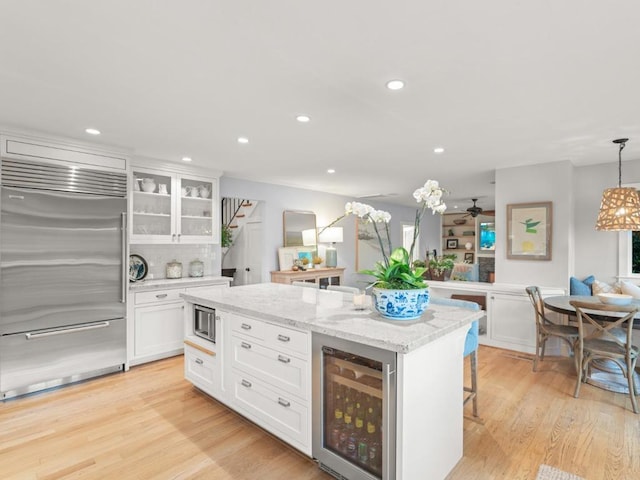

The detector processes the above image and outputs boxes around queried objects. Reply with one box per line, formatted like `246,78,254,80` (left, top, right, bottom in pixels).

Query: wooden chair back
569,300,639,352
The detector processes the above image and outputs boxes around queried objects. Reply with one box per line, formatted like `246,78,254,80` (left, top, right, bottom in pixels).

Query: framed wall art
464,252,474,263
446,238,458,249
507,201,552,260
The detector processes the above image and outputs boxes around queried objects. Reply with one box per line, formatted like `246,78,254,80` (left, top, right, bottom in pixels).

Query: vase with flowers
320,180,447,320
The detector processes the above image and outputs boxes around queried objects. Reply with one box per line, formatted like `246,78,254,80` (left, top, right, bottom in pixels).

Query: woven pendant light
595,138,640,231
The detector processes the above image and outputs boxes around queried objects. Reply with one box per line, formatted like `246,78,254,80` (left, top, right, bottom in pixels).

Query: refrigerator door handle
25,321,111,339
121,212,127,303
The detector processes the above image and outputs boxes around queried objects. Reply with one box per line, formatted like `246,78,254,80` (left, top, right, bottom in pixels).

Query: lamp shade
318,227,343,244
301,228,317,246
595,187,640,231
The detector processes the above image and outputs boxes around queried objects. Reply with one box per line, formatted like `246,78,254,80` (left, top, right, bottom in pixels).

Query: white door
243,221,263,284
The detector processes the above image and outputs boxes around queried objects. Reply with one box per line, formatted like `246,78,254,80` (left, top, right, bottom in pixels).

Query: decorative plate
129,254,148,282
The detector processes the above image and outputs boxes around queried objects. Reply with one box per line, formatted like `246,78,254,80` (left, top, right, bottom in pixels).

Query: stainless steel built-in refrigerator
0,158,127,399
312,333,397,480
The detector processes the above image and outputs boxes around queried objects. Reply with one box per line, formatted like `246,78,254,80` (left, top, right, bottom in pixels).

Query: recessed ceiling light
434,147,445,154
85,128,100,135
237,137,249,144
296,115,310,123
327,168,336,174
182,157,192,162
386,79,405,90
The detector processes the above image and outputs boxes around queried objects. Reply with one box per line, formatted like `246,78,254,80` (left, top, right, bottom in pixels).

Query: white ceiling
1,1,639,210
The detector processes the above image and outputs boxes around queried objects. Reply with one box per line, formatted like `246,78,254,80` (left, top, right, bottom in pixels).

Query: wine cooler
312,333,396,480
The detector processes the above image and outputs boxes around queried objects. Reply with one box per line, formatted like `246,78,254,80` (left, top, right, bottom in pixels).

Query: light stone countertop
130,275,231,292
181,283,482,354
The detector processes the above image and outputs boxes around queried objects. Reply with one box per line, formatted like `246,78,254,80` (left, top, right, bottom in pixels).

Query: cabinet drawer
262,323,309,358
184,343,219,397
230,369,308,449
135,288,184,305
229,314,271,341
231,334,308,400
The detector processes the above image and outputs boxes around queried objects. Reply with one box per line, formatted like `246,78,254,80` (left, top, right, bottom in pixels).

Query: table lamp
318,227,343,268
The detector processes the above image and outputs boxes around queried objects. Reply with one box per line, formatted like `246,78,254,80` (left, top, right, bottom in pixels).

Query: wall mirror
283,210,317,248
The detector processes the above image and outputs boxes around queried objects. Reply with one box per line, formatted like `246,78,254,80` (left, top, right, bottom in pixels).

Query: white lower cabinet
184,343,220,398
187,309,313,456
487,292,536,351
230,369,309,451
134,302,184,359
230,334,308,400
183,307,312,454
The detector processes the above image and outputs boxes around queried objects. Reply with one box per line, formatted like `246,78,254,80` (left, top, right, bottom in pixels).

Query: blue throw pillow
570,275,594,296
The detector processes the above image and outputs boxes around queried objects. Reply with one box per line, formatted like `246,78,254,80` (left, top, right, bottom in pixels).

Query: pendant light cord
616,139,628,188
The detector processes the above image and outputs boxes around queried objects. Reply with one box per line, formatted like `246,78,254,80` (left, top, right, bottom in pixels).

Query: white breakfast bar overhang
181,283,482,480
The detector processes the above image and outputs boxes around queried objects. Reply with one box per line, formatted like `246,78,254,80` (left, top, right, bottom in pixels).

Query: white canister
166,260,183,279
189,259,204,277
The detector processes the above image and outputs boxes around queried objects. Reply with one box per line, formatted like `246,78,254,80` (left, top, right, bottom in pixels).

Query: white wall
220,177,440,287
495,161,573,289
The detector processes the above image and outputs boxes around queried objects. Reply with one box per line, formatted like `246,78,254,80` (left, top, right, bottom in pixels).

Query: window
402,224,419,262
617,183,640,278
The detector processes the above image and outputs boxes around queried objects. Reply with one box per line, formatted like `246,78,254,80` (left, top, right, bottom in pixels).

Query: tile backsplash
130,244,216,279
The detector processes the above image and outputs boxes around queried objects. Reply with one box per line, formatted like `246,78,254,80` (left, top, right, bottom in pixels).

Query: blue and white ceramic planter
372,287,430,320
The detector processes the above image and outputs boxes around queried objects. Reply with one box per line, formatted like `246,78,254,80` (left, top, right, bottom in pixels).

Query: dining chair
569,300,640,414
326,285,361,294
525,286,579,372
431,297,480,417
291,281,319,288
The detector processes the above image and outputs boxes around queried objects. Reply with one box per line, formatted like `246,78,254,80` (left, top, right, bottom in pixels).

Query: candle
353,293,366,309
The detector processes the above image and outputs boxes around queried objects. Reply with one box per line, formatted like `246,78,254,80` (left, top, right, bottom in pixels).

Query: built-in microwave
194,304,216,343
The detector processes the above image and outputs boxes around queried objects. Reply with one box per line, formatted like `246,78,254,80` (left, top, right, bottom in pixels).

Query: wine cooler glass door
312,334,396,480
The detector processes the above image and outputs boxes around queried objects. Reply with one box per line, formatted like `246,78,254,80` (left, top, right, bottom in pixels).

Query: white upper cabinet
130,163,220,244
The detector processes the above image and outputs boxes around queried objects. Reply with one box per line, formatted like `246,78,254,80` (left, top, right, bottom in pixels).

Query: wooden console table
270,267,345,288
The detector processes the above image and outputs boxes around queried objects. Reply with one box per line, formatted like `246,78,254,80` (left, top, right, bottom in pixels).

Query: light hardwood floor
0,346,638,479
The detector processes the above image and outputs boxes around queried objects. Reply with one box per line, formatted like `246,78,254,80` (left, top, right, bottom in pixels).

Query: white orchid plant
319,180,447,289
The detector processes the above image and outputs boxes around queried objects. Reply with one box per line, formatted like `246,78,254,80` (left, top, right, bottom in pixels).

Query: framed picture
298,251,313,267
446,238,458,249
278,247,299,271
464,252,474,263
507,201,552,260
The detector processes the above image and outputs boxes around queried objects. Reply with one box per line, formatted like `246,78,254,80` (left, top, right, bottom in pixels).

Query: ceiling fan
465,198,484,218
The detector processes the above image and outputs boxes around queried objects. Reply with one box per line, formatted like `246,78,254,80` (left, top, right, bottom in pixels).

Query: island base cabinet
230,370,309,453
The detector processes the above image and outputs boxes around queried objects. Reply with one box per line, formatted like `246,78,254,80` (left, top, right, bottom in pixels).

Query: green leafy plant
221,224,233,248
361,247,428,289
428,254,456,277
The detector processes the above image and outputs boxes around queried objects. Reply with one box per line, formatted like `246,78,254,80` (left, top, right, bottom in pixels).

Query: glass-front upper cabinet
130,167,218,244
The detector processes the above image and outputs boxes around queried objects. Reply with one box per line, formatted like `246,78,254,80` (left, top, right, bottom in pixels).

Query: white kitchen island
181,283,481,480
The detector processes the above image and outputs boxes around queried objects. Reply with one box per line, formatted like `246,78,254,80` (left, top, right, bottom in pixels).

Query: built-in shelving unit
442,212,477,262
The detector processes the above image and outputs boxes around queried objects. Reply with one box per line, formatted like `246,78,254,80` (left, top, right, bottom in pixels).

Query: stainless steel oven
194,305,216,343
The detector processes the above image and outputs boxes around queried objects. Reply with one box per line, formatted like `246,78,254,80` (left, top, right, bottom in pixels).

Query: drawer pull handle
241,341,252,349
278,355,291,364
195,358,204,365
277,334,290,342
278,398,291,408
241,323,252,330
241,379,252,388
156,294,168,299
